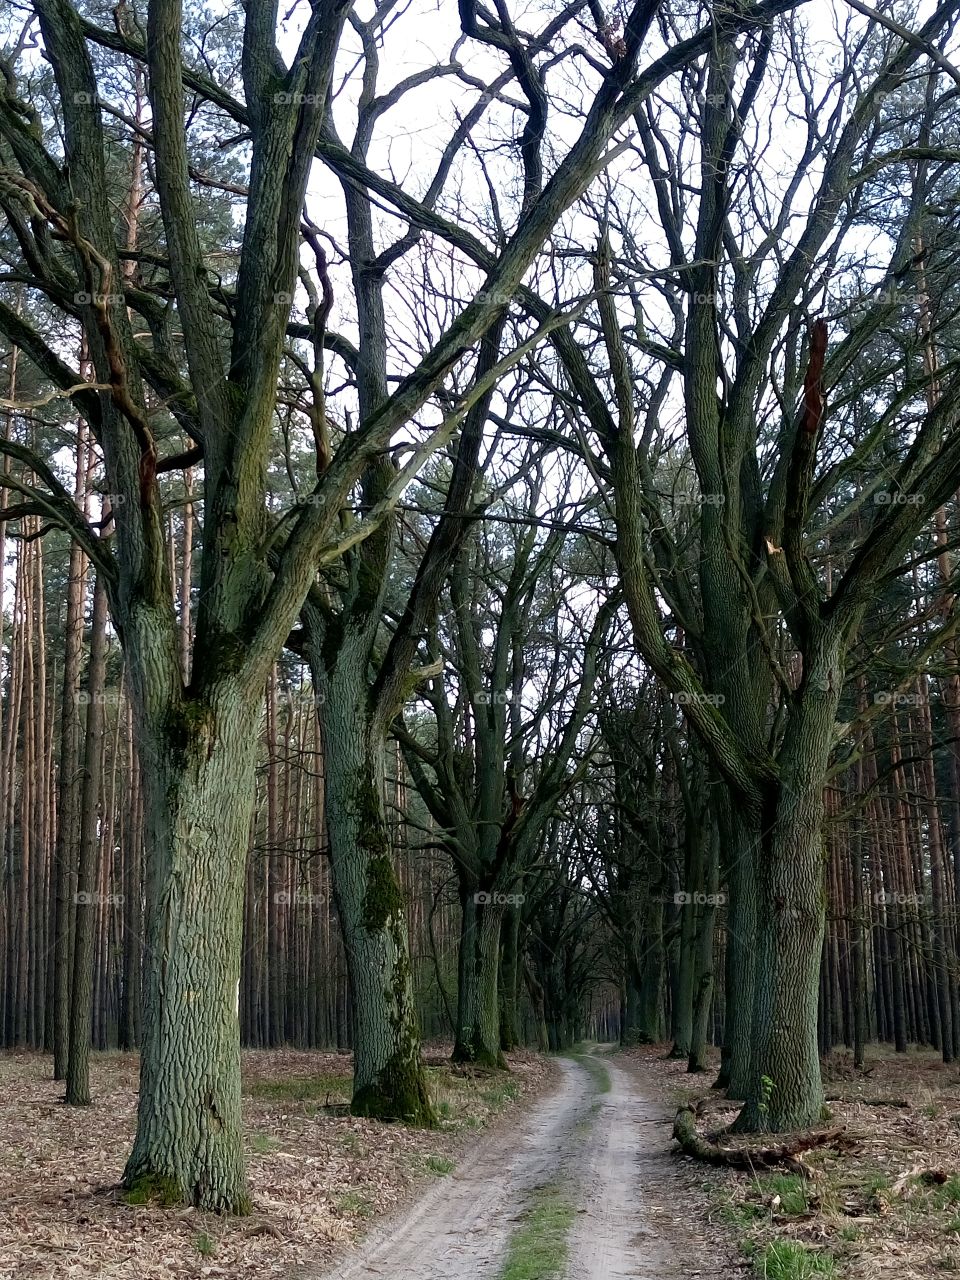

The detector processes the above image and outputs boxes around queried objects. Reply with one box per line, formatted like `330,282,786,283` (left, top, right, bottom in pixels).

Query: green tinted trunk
122,683,259,1213
452,888,506,1068
734,633,841,1133
320,657,434,1124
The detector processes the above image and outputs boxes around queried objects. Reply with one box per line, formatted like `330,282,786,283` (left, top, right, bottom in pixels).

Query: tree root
672,1103,852,1176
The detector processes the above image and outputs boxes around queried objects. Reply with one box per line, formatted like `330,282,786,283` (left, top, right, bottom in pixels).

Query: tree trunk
65,573,108,1104
121,682,261,1212
734,632,841,1133
688,825,719,1072
499,903,521,1052
317,651,434,1124
715,799,758,1096
452,883,506,1068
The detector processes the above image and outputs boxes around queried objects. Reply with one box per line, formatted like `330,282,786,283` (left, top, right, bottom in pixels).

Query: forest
0,0,959,1277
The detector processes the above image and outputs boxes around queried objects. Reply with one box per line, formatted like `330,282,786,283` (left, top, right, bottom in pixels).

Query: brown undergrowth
0,1045,552,1279
623,1042,960,1279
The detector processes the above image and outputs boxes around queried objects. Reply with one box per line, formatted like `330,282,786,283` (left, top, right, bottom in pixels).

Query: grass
423,1154,455,1176
337,1191,374,1219
568,1051,612,1094
753,1240,837,1279
500,1182,575,1280
931,1178,960,1210
195,1231,217,1258
480,1079,520,1108
246,1073,351,1103
249,1133,281,1154
761,1173,810,1217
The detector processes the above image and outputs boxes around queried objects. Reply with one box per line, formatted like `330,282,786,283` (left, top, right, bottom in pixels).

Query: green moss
355,768,402,932
362,855,404,930
162,697,215,770
351,766,435,1127
319,614,343,673
452,1025,508,1070
351,555,384,623
121,1172,184,1207
351,1044,437,1126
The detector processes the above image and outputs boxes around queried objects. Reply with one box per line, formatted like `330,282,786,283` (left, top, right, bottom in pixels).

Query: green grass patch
500,1182,575,1280
931,1177,960,1210
716,1197,767,1229
481,1079,520,1108
248,1133,281,1155
568,1052,612,1094
760,1173,810,1217
336,1190,374,1219
753,1240,837,1279
195,1232,216,1258
246,1073,351,1102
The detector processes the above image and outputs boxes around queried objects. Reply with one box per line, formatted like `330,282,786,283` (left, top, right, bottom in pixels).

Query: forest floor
627,1041,960,1280
2,1042,956,1279
0,1046,550,1279
314,1049,724,1280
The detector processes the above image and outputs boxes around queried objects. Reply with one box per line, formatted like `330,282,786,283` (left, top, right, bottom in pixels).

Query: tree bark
121,683,262,1211
734,632,842,1133
66,572,109,1104
316,646,434,1124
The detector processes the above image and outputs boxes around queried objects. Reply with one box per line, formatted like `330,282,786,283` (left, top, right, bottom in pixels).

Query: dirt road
311,1052,716,1280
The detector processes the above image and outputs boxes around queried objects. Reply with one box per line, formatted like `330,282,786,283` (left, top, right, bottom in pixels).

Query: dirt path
310,1052,718,1280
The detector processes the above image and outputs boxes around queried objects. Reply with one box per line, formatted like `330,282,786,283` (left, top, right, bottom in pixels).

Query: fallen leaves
0,1046,551,1279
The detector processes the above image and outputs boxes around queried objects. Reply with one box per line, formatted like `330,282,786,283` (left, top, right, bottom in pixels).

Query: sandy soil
313,1052,725,1280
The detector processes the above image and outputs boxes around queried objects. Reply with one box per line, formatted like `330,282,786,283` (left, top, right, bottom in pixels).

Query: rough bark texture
317,647,434,1125
451,889,506,1069
121,686,260,1211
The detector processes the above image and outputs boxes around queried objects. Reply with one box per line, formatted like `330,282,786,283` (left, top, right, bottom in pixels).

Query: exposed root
672,1102,853,1176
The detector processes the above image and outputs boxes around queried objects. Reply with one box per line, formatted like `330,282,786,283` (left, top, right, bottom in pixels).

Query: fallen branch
672,1104,850,1175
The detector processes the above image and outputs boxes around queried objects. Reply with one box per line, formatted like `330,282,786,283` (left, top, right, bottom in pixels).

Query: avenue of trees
1,0,960,1215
